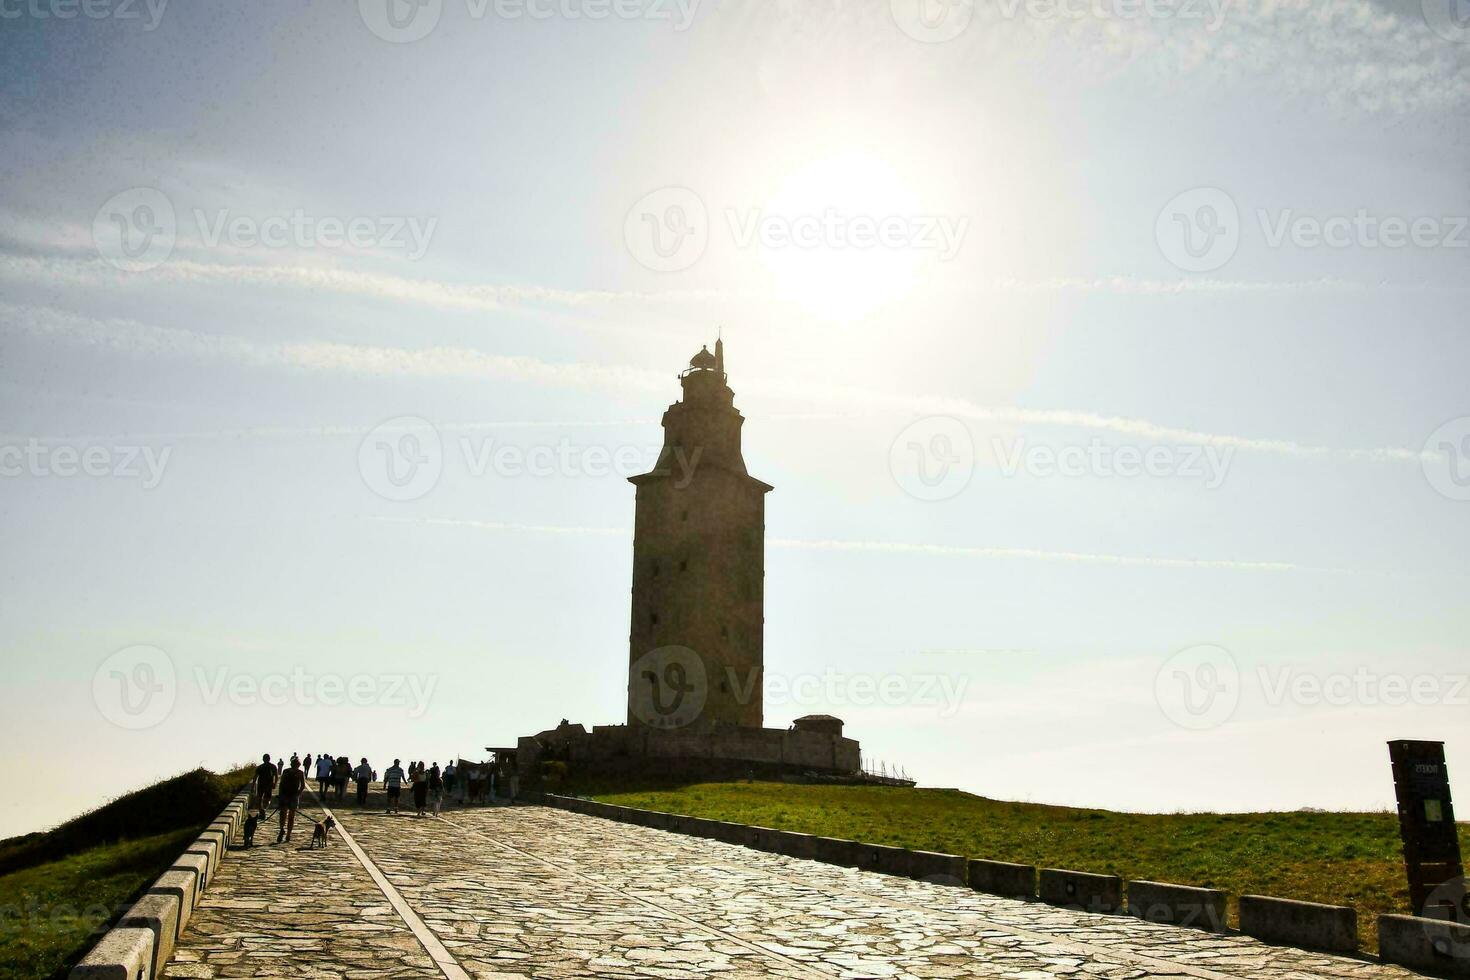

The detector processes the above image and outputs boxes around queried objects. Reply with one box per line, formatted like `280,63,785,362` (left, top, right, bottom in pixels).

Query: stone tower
627,338,772,732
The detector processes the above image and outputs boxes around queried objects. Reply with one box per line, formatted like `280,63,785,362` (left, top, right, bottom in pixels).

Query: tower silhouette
627,338,772,730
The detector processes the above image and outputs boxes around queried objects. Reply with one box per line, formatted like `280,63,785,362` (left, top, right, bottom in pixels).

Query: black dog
310,815,335,849
243,812,261,848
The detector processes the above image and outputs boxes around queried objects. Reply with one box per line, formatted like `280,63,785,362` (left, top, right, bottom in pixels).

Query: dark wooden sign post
1388,739,1465,917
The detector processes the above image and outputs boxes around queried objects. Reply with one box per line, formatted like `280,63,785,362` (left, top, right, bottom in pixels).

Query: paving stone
153,790,1426,979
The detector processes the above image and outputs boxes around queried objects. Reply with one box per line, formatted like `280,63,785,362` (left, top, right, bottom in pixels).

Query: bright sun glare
759,154,928,324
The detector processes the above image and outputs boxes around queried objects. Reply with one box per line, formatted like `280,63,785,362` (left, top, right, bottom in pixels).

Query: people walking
332,755,350,802
276,757,305,844
411,763,428,817
254,753,277,814
384,758,405,814
312,753,331,796
428,763,443,817
443,759,456,802
354,757,372,807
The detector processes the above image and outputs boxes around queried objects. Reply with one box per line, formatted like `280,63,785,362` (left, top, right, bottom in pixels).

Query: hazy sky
2,0,1469,838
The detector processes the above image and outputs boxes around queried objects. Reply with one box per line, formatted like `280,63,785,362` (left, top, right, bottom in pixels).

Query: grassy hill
591,780,1467,953
0,766,252,980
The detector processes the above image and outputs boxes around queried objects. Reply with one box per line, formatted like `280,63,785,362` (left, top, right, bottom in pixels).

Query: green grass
0,828,199,980
0,765,253,980
591,780,1469,952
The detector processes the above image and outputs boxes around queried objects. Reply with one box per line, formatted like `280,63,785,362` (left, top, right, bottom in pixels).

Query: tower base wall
514,721,861,784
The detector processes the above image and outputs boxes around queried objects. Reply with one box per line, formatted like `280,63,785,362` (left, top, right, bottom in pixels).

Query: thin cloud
2,300,1431,464
371,516,1331,572
2,251,1457,318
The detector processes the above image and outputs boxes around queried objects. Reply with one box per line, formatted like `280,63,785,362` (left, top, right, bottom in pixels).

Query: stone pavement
162,791,1422,980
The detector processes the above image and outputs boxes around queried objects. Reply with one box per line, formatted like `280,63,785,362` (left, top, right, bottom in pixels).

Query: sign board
1388,740,1465,916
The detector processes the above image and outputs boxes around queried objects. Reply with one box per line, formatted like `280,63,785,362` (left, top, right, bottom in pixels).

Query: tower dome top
689,345,716,370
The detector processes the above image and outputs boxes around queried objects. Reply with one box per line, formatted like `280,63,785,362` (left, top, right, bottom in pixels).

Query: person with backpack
383,758,405,814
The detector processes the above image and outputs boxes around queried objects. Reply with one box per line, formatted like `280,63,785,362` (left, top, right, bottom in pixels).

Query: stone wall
518,722,860,780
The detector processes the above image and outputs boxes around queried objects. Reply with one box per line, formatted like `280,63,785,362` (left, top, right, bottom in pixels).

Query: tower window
680,509,689,521
649,611,659,626
720,624,728,639
679,559,688,572
651,561,660,577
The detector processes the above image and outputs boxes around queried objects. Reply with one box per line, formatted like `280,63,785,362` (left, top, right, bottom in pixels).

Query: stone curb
1239,894,1358,953
69,926,154,980
969,858,1036,900
1127,880,1227,932
68,785,251,980
1378,913,1470,976
1039,868,1124,914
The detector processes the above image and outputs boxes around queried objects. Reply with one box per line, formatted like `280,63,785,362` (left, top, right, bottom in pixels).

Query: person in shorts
276,758,306,843
383,758,405,814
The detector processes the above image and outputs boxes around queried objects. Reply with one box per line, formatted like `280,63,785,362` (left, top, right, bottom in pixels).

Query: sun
757,153,928,324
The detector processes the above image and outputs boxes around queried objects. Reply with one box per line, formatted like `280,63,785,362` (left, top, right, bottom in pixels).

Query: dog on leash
310,815,335,849
243,812,261,848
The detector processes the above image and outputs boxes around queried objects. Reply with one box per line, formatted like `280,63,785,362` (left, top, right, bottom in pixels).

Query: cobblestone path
162,792,1421,980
